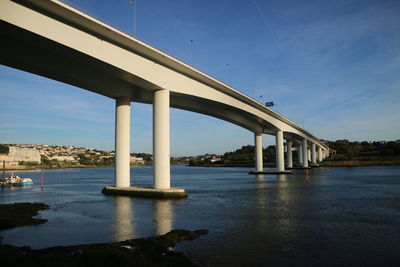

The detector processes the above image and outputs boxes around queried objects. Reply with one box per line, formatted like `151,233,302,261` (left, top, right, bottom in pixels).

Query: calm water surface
1,166,399,266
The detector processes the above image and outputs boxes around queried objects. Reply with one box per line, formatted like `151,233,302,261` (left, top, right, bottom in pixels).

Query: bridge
0,0,329,197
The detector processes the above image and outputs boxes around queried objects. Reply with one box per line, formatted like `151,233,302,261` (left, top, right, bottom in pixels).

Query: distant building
210,156,222,163
130,156,145,165
0,146,41,167
49,156,77,162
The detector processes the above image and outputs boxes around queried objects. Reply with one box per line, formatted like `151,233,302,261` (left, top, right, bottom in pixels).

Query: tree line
203,139,400,165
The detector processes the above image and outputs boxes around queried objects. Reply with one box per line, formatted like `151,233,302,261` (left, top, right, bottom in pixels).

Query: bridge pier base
249,131,291,175
103,92,187,199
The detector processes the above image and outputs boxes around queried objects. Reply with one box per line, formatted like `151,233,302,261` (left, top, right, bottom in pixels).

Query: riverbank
189,161,400,168
0,203,208,266
2,164,146,171
0,202,49,232
319,160,400,167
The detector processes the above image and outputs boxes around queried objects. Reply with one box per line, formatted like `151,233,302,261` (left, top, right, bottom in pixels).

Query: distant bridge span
1,0,329,194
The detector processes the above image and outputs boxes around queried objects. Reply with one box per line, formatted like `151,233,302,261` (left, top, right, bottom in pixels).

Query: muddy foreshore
0,203,207,267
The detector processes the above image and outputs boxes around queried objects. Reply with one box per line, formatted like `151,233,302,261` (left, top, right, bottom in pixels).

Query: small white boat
0,174,33,187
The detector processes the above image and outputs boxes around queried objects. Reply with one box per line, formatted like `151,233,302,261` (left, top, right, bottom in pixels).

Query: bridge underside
0,20,278,134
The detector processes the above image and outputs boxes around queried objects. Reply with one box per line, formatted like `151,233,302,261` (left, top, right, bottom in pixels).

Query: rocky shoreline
0,203,207,267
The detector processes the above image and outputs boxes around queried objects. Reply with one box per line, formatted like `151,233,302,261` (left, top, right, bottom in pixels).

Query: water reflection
277,174,291,205
255,174,266,190
255,174,267,219
277,174,300,240
113,196,135,241
153,200,174,235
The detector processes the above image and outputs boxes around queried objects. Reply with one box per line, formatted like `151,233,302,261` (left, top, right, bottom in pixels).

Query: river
1,166,399,266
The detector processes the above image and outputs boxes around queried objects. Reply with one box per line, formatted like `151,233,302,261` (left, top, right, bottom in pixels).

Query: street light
225,63,231,85
128,0,136,37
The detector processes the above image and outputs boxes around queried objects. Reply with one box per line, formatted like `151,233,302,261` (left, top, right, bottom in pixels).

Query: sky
0,0,399,156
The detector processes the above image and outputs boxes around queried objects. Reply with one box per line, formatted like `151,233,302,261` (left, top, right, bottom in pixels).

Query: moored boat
0,174,33,187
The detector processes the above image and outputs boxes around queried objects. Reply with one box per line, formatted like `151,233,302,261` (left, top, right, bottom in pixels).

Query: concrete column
153,89,170,189
308,149,311,161
254,133,263,172
302,139,308,168
318,147,322,162
275,130,285,172
287,140,293,168
298,144,303,164
115,97,131,187
311,143,317,164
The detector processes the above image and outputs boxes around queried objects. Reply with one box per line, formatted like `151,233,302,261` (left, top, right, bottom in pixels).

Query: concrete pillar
153,89,170,189
302,139,308,168
254,133,263,171
308,149,311,161
311,143,317,164
318,147,322,162
298,144,303,164
275,130,285,172
287,140,293,168
115,97,131,187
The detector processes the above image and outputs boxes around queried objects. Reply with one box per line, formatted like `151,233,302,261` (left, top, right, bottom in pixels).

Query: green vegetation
321,140,400,166
0,144,9,154
222,145,279,165
133,152,152,162
325,140,400,160
77,153,114,167
18,161,40,166
190,140,400,167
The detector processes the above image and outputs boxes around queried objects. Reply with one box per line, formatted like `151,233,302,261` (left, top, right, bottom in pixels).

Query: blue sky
1,0,399,156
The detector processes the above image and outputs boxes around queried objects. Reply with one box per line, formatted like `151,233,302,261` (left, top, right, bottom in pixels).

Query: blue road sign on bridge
265,102,274,107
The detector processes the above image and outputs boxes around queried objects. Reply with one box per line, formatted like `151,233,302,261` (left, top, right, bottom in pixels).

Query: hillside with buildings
0,144,145,170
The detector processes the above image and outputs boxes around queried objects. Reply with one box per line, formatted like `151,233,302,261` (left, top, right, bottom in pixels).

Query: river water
1,166,399,266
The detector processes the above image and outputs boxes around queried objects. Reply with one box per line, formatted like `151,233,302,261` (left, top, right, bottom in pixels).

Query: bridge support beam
302,139,308,168
153,89,171,189
298,144,303,165
115,97,131,187
311,143,317,165
275,130,285,172
103,95,187,198
318,147,322,162
287,140,293,168
254,132,263,172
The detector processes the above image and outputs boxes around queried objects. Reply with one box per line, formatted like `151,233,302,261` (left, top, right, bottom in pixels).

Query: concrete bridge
0,0,329,197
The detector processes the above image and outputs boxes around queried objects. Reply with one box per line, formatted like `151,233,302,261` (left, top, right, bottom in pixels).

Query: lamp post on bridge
128,0,136,37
